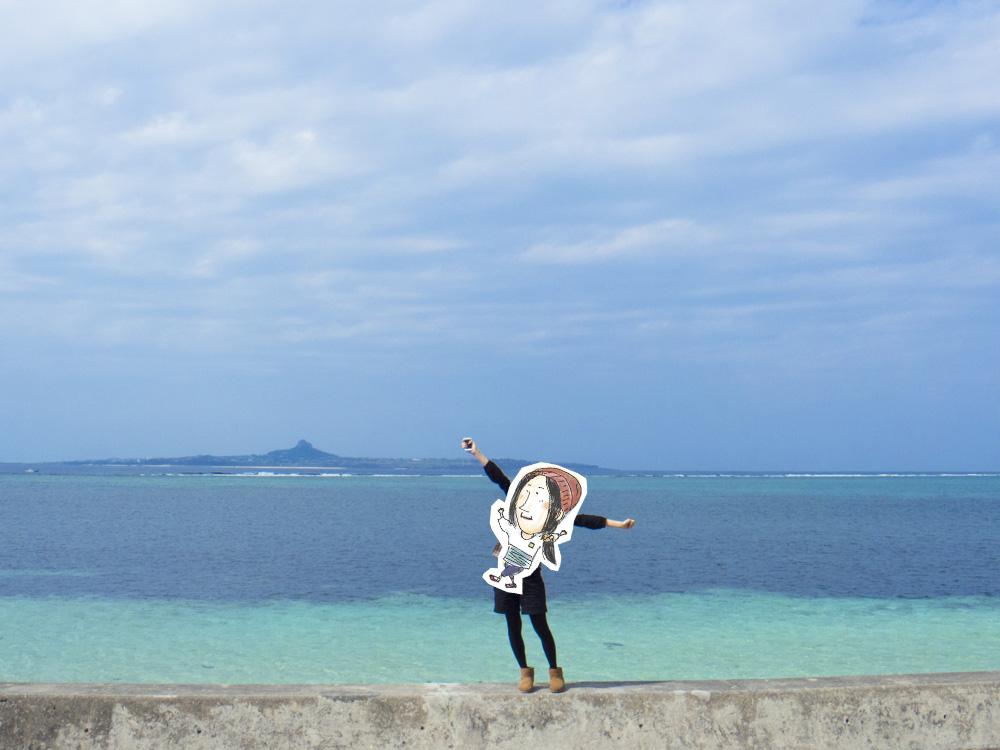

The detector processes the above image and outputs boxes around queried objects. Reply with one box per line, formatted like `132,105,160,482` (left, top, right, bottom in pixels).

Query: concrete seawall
2,672,998,749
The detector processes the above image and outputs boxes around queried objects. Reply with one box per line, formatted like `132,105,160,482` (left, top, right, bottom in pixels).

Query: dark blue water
0,475,1000,603
2,473,997,603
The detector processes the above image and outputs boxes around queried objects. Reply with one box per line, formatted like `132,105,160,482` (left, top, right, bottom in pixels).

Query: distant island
56,439,624,476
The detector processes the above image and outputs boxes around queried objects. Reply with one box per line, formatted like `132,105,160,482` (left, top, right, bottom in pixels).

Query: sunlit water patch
1,591,996,684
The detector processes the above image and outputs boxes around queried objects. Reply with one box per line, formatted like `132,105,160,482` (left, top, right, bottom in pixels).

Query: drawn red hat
537,467,583,514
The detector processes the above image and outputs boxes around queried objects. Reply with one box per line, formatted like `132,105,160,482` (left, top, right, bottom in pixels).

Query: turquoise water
1,592,997,683
1,471,997,683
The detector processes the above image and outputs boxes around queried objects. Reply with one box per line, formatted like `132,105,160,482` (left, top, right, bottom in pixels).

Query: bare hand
608,518,636,529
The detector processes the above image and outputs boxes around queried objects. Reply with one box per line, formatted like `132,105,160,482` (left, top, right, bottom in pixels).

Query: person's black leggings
505,611,557,668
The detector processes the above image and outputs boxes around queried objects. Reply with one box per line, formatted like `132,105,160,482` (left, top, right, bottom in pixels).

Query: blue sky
1,0,998,470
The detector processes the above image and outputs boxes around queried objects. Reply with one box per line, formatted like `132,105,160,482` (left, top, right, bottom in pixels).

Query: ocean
1,470,997,684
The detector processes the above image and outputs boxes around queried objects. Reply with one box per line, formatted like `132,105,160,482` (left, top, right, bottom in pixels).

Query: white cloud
522,219,718,263
1,0,998,466
0,0,212,69
859,136,1000,202
227,129,355,193
123,112,208,146
188,237,264,279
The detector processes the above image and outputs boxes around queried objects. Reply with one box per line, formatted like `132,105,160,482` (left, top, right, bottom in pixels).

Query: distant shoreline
2,461,997,478
0,440,623,476
3,441,996,476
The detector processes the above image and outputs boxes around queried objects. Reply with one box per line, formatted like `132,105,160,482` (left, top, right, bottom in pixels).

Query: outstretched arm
464,438,635,528
574,515,636,529
606,518,636,529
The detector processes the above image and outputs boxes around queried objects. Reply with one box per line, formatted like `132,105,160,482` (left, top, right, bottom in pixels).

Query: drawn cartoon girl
484,464,585,592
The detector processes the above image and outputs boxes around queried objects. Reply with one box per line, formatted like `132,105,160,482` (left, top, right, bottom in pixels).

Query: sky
1,0,998,471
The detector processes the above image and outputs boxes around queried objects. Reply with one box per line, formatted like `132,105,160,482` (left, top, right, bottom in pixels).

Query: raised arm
462,437,489,468
463,437,511,493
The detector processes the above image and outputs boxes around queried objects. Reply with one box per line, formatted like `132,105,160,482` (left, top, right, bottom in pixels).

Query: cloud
0,0,207,69
227,129,359,193
522,219,718,263
858,135,1000,202
1,0,998,465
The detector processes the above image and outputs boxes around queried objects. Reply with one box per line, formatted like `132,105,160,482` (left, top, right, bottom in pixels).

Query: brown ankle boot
549,667,565,693
518,667,535,693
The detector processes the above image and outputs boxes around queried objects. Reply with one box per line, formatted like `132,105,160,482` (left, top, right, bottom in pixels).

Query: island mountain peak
265,440,338,462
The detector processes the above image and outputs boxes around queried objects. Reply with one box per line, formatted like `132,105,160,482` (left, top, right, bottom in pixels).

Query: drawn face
515,475,551,535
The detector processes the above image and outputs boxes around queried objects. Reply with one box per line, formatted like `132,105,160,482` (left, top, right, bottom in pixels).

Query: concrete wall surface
1,672,998,750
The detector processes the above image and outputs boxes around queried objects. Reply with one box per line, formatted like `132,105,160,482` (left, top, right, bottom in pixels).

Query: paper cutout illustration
484,463,588,594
